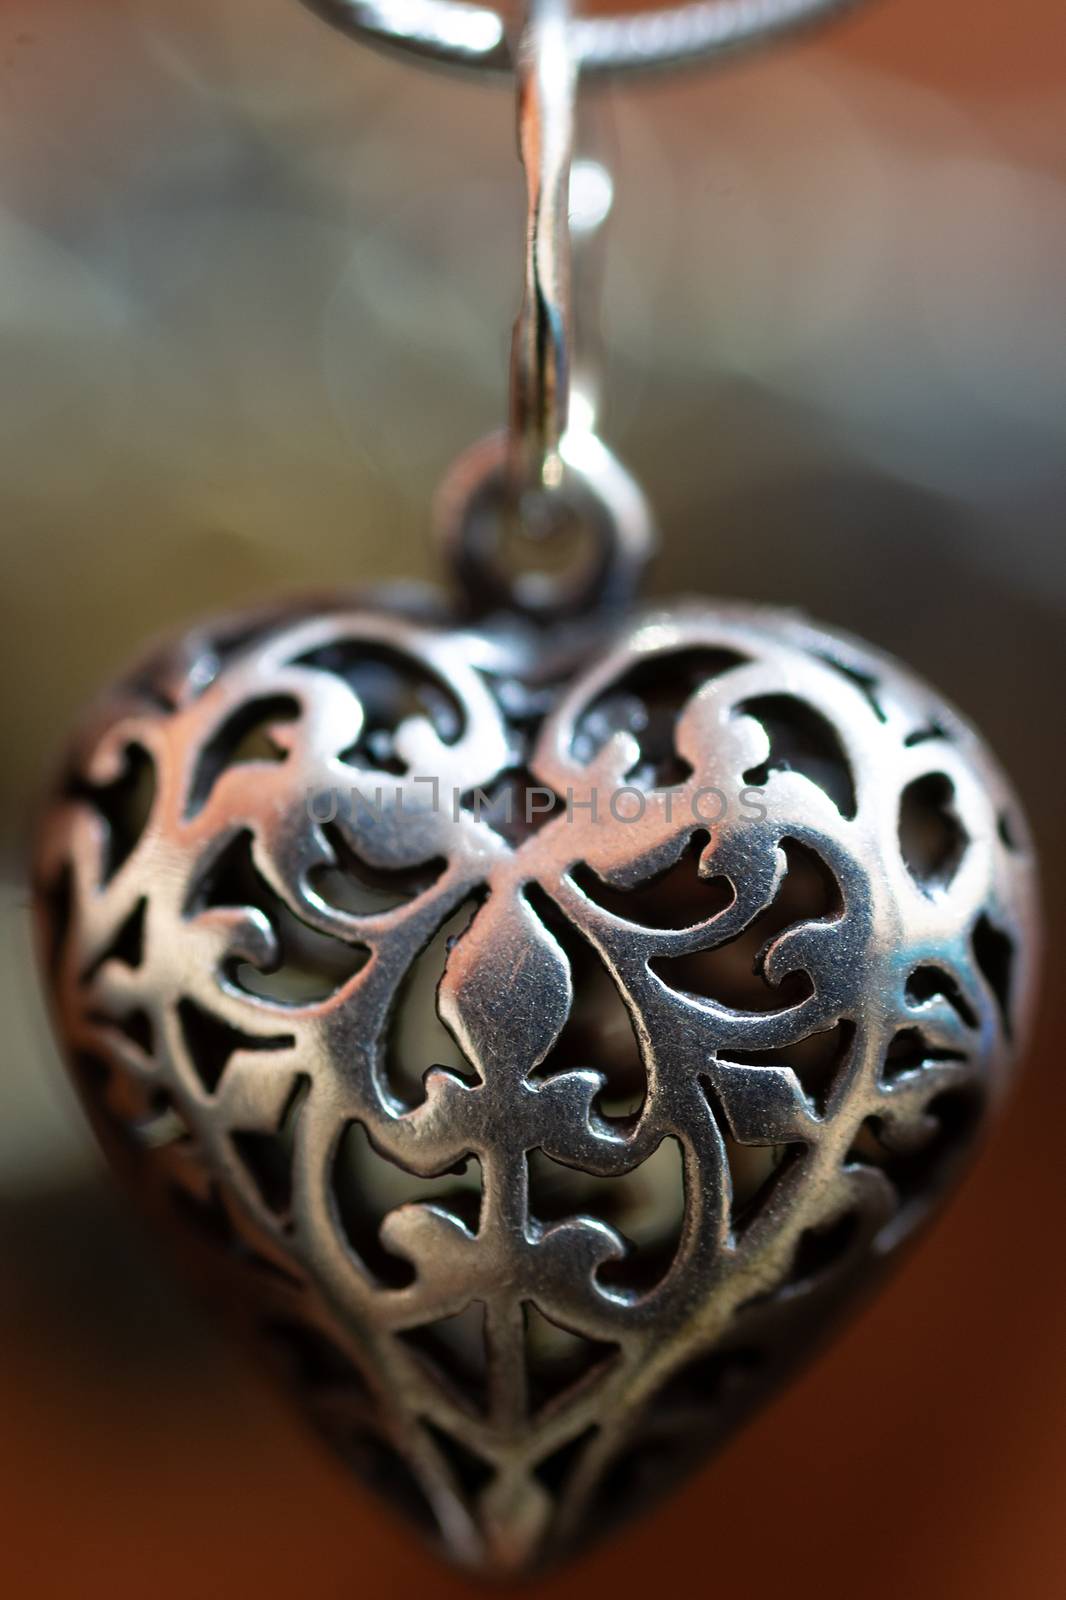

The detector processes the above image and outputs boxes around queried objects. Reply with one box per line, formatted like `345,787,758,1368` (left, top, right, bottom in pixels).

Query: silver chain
300,0,858,78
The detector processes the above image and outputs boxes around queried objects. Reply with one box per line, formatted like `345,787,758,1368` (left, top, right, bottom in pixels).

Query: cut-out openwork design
35,599,1039,1574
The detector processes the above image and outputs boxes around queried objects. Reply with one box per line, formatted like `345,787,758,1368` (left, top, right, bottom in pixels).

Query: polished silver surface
509,0,575,490
299,0,859,78
35,595,1039,1574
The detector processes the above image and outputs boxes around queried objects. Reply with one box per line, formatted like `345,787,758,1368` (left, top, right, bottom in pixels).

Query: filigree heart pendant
33,0,1041,1580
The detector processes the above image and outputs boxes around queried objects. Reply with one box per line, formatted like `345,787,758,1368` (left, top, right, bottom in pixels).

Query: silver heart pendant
29,0,1044,1573
33,594,1039,1574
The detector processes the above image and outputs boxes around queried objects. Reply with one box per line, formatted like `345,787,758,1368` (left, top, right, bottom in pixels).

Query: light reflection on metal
300,0,858,78
509,0,577,492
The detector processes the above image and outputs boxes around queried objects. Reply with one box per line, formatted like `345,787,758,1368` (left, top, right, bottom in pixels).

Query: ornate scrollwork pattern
35,600,1039,1573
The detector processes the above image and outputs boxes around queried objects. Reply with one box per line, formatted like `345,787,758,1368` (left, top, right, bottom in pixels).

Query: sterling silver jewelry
34,0,1040,1576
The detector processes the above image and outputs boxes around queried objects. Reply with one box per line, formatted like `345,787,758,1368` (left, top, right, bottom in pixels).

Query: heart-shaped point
33,597,1040,1574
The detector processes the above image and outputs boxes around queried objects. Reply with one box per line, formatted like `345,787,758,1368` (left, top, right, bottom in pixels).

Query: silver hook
434,0,655,617
508,0,576,494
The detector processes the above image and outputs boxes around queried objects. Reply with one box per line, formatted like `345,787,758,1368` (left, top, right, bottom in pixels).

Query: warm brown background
2,1,1064,1597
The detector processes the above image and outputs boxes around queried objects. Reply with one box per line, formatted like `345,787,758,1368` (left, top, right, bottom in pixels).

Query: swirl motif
35,599,1039,1574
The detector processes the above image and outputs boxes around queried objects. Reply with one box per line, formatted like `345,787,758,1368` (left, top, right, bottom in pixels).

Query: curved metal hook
509,0,575,493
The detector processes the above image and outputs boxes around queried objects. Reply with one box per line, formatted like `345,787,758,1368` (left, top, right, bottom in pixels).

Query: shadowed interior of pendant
524,883,647,1120
972,913,1016,1039
740,693,857,817
295,641,463,774
186,696,300,818
571,647,747,787
460,766,564,846
82,897,147,982
189,828,370,1003
310,820,445,915
898,771,968,891
571,830,733,930
845,1084,985,1211
701,1069,800,1229
650,838,841,1012
230,1075,309,1213
527,1140,686,1298
719,1019,858,1122
384,899,484,1108
177,996,293,1093
333,1120,482,1289
67,741,157,880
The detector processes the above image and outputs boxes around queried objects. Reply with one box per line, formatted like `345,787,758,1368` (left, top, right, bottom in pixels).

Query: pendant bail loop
433,425,654,619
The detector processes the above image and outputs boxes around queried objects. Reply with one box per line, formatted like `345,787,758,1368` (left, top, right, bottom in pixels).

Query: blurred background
2,0,1064,1595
